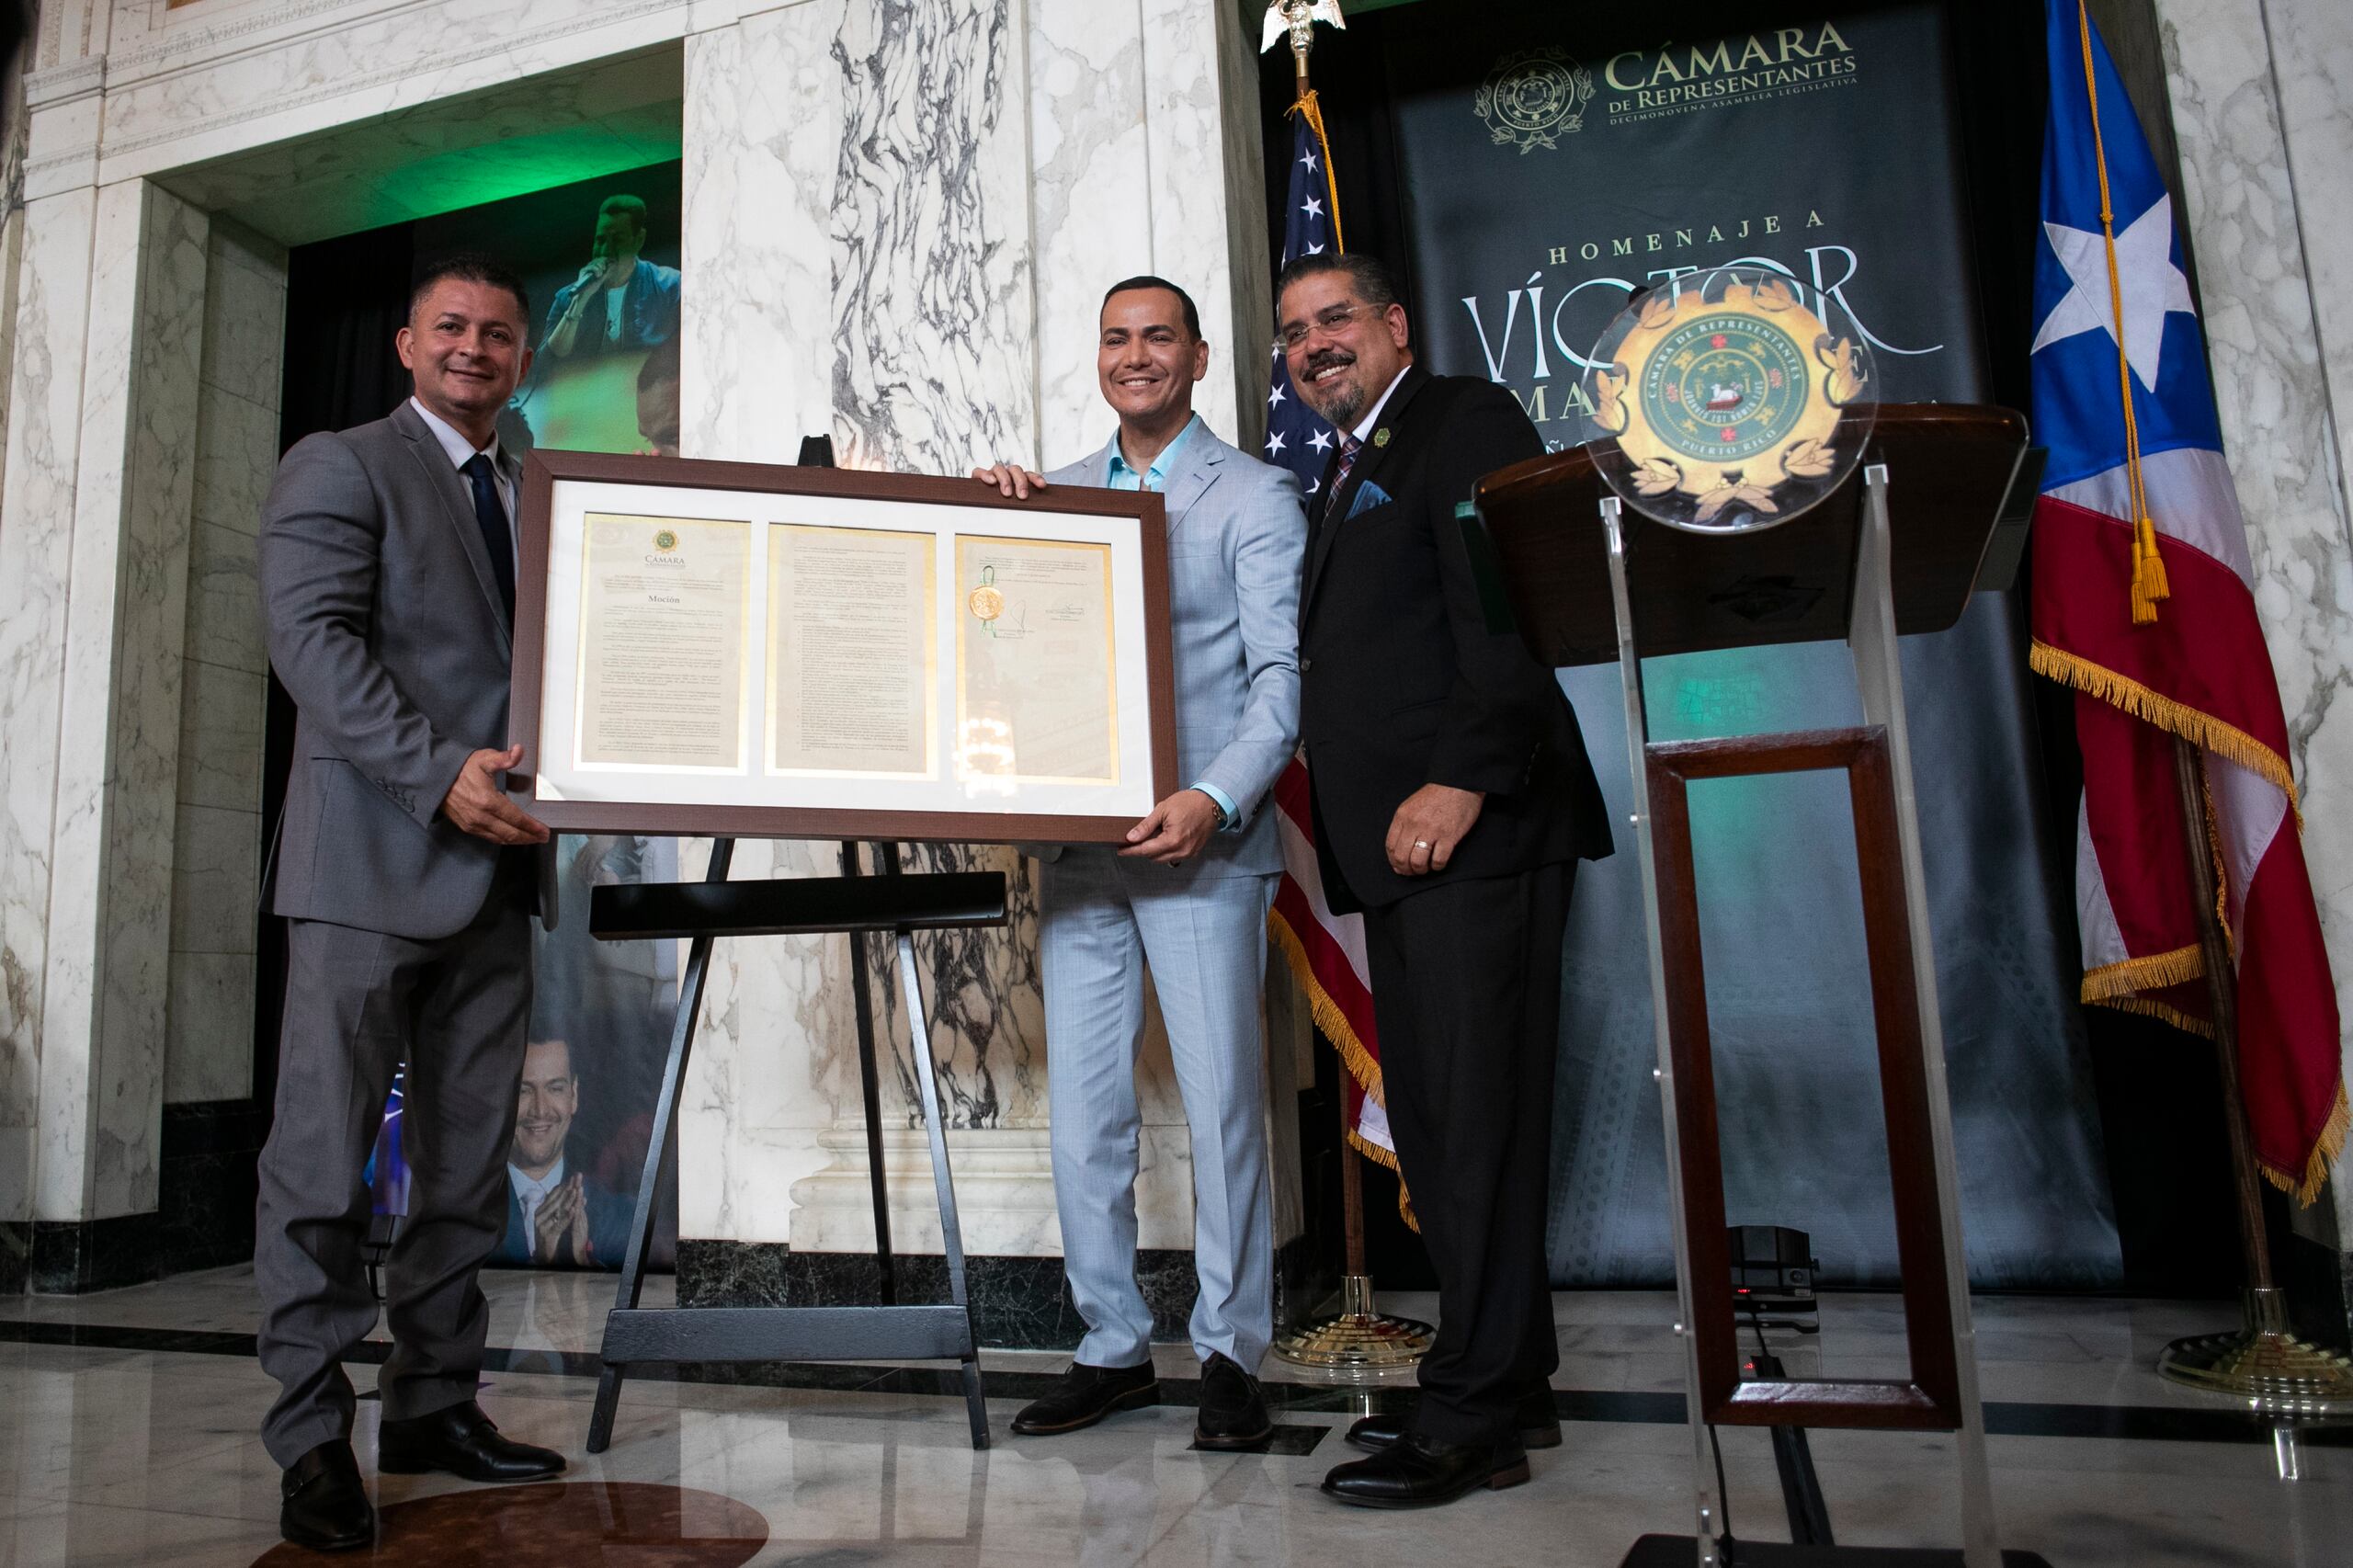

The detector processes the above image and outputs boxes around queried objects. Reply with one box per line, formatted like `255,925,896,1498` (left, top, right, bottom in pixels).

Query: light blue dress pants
1039,847,1277,1370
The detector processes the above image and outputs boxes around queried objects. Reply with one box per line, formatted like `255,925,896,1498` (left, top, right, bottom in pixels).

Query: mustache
1302,348,1356,380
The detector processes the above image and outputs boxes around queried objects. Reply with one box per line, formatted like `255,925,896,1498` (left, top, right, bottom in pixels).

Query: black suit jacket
1298,365,1611,914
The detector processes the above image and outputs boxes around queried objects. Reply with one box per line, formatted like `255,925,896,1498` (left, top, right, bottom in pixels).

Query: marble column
163,223,285,1112
676,0,1060,1267
675,0,1293,1334
2150,0,2353,1244
1031,0,1276,460
0,174,209,1265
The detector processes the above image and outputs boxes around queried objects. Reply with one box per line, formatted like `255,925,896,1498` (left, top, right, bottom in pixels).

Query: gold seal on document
968,585,1004,622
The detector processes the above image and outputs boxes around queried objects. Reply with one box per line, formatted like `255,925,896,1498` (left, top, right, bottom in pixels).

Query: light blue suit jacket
1040,423,1305,881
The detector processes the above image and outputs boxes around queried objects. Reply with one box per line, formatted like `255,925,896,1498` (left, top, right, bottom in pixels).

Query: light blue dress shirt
1105,415,1238,832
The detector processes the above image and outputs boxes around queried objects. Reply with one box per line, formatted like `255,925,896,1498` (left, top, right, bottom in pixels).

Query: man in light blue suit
974,276,1303,1450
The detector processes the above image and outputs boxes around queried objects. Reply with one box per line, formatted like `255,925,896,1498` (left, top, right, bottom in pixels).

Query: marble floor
1,1267,2347,1566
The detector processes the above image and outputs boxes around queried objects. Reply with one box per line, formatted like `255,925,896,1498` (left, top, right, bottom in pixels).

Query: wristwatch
1194,789,1230,831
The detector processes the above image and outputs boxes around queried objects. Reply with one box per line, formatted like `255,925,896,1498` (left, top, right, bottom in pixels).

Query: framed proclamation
510,450,1179,844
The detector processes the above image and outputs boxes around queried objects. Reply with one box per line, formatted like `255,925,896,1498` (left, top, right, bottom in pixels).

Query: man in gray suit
256,254,566,1552
974,276,1304,1450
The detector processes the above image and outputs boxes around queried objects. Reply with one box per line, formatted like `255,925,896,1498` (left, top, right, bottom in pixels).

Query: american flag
1263,113,1341,492
1261,99,1408,1212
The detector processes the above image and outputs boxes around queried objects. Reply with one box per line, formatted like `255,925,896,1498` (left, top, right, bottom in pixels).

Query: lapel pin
1373,427,1391,449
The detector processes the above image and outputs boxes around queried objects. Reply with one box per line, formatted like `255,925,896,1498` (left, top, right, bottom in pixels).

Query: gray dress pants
254,881,532,1466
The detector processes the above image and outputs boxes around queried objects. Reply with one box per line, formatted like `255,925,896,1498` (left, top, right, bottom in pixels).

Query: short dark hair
600,194,651,233
1274,252,1403,317
1101,274,1201,339
637,333,682,392
409,252,531,328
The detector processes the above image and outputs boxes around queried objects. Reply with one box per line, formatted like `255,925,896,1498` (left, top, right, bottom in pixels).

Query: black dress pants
1358,860,1573,1444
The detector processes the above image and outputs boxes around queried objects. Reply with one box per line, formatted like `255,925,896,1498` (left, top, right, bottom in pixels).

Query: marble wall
2150,0,2353,1241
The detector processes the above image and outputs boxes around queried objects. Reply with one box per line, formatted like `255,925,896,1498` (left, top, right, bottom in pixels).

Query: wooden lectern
1473,405,2049,1568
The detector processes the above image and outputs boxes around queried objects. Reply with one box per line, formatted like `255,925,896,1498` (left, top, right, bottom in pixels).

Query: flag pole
2154,735,2353,1424
2063,0,2352,1421
1258,0,1431,1373
2169,736,2271,1297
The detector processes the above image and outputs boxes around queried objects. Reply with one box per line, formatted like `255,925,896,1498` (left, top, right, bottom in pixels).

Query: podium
1473,405,2049,1568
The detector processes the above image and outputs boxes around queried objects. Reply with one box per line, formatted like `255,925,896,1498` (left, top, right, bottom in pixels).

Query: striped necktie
1325,434,1362,517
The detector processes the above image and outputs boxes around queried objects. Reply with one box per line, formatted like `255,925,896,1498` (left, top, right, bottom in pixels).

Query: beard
1298,349,1364,430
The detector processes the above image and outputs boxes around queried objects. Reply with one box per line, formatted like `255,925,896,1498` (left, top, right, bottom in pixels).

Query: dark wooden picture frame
509,449,1179,844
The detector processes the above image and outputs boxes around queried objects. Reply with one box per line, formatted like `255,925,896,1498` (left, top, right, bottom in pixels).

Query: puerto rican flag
1260,92,1408,1211
2029,2,2343,1199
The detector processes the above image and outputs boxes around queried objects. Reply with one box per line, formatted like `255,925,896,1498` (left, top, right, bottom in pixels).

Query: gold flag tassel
2131,514,2170,624
1286,88,1346,255
2077,1,2168,624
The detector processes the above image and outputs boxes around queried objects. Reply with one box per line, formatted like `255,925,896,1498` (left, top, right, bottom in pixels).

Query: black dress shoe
1009,1359,1159,1436
378,1401,565,1483
279,1439,374,1552
1322,1431,1530,1509
1193,1352,1273,1450
1345,1386,1561,1453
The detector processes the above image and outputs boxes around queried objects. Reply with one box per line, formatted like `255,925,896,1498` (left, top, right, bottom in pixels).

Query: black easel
582,838,1005,1452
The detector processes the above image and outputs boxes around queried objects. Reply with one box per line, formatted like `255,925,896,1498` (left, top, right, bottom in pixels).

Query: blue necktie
460,452,516,622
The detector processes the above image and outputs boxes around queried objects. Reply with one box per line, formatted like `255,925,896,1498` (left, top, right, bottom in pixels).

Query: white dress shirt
508,1155,564,1244
408,395,517,560
1349,366,1412,446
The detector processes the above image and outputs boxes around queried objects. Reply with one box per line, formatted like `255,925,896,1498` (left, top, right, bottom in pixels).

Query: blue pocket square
1344,481,1392,519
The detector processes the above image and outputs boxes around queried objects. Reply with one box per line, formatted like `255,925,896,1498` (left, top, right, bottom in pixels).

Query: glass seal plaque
1579,264,1877,534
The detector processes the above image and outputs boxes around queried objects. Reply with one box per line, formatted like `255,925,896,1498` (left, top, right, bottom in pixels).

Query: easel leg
841,841,899,1305
588,836,735,1454
896,928,990,1449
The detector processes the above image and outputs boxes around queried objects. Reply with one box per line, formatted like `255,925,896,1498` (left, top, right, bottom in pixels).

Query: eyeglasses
1277,302,1374,352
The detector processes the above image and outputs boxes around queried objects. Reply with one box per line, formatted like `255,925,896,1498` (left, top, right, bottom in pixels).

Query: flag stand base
1271,1275,1433,1377
2157,1287,2353,1415
2152,738,2353,1440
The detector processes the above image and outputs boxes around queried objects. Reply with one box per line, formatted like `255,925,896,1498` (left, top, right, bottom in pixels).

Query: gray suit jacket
260,401,550,941
1038,422,1305,881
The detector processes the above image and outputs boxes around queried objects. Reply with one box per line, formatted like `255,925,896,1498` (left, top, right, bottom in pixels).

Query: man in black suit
1279,253,1611,1508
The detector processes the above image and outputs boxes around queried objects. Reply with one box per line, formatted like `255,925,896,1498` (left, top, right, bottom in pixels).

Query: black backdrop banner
1399,7,1983,421
1347,0,2122,1288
